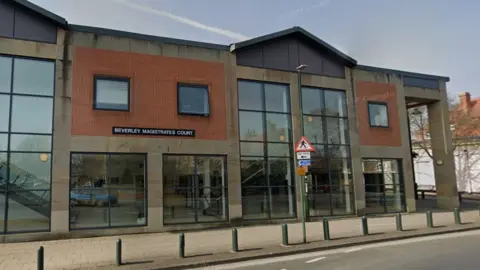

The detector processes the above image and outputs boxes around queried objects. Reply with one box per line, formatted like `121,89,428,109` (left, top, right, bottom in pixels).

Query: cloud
106,0,250,41
285,0,332,18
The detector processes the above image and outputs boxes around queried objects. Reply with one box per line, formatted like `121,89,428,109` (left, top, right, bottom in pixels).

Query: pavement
198,229,480,270
0,210,479,270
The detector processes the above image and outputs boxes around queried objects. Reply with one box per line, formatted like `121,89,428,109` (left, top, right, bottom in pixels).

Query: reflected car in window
70,187,118,206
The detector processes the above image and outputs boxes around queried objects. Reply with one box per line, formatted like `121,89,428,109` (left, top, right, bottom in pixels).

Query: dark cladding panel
322,56,345,77
403,76,439,89
288,40,299,70
236,46,264,68
0,1,14,38
263,39,290,70
236,35,346,78
298,41,323,74
14,8,57,43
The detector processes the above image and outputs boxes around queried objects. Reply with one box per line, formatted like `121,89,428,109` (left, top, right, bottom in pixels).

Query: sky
30,0,480,97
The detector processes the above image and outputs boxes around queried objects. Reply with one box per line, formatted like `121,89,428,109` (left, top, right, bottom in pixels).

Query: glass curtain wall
69,153,147,229
363,159,405,213
163,155,228,224
0,56,55,233
302,87,354,216
238,80,296,220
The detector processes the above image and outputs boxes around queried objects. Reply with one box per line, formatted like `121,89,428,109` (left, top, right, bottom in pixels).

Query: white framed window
94,76,130,111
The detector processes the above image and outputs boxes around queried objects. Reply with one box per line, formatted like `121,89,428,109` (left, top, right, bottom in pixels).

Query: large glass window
238,80,295,220
0,56,54,234
163,155,228,224
301,87,353,216
69,153,147,229
363,159,405,214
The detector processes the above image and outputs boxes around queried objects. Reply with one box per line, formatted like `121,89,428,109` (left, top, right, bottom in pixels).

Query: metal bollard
281,224,288,246
232,228,238,252
37,246,44,270
454,208,461,225
361,216,368,236
426,211,434,228
396,213,403,231
116,239,122,266
179,233,185,258
323,219,330,240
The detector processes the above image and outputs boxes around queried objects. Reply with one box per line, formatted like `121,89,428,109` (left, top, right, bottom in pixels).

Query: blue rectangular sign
297,160,311,167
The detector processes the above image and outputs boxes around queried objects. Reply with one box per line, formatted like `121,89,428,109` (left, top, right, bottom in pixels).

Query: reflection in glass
0,190,3,233
0,153,7,184
325,117,349,145
267,143,290,157
239,111,264,141
178,85,209,115
110,189,146,226
238,81,263,111
266,113,290,142
70,153,146,229
328,145,350,159
264,84,289,112
11,96,53,133
0,95,10,132
13,59,54,96
302,87,323,115
0,134,7,151
9,134,51,152
8,153,51,189
363,159,404,214
6,190,50,232
240,158,265,186
239,80,294,220
242,186,269,219
331,186,354,215
324,90,347,117
303,116,323,144
95,79,129,111
268,158,293,186
270,186,295,218
163,155,228,224
240,142,264,156
70,189,110,228
368,103,389,127
0,57,12,93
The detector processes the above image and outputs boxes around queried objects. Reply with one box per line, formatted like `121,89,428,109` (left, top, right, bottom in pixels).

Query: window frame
177,83,210,116
93,75,131,112
0,54,55,234
367,101,389,128
68,152,148,230
162,153,229,225
237,79,296,220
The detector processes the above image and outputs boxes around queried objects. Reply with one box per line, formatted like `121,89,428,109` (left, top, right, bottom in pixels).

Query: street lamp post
296,64,308,243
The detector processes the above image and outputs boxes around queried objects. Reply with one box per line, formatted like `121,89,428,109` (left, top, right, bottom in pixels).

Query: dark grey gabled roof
12,0,67,27
69,24,230,51
230,26,357,67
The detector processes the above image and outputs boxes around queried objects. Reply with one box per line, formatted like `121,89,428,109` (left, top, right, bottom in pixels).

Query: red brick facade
71,47,227,140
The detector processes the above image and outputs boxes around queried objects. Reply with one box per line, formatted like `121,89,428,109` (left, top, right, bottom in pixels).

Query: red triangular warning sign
295,136,315,152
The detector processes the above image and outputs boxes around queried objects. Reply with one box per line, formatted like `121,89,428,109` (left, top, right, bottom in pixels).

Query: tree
409,94,480,192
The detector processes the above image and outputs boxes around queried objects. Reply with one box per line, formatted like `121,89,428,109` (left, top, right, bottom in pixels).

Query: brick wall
356,81,402,147
71,47,227,140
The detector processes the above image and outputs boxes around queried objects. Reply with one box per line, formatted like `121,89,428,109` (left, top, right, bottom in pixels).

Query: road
198,230,480,270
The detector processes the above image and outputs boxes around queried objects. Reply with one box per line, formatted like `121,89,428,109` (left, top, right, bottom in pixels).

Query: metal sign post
294,136,315,244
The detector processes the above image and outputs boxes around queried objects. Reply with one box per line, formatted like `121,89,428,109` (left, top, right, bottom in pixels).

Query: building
0,0,459,241
413,92,480,193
